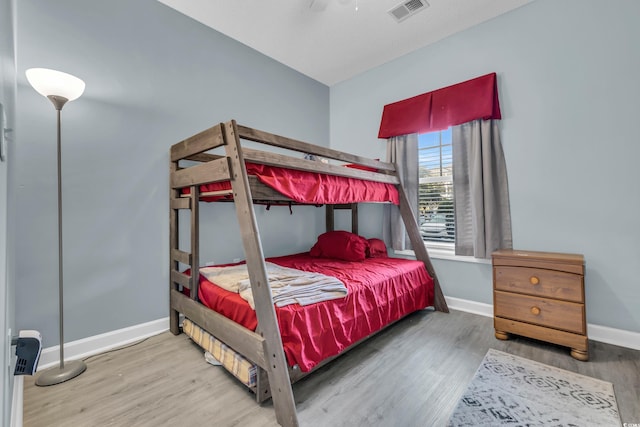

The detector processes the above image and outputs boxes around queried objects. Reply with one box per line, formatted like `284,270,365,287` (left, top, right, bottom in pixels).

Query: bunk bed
169,120,448,427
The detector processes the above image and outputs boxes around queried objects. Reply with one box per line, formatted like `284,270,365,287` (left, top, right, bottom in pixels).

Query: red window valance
378,72,501,138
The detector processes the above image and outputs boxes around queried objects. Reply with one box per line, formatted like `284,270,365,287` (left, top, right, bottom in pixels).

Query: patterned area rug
448,349,621,426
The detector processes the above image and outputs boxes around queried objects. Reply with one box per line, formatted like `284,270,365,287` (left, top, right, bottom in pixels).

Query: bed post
325,205,334,232
396,183,449,313
169,160,182,334
222,120,299,427
350,203,358,235
190,185,200,302
325,203,358,234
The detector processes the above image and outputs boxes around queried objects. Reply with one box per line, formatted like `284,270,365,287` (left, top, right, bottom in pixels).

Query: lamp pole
26,69,87,386
56,102,65,371
54,97,67,374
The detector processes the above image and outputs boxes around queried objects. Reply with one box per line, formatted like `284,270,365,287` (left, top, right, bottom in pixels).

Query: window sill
394,248,492,265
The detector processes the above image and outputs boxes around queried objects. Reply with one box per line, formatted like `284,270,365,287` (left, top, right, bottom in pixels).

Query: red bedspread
188,162,399,205
197,253,434,372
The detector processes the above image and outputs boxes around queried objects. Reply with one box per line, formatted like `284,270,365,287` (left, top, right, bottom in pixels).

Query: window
418,128,454,247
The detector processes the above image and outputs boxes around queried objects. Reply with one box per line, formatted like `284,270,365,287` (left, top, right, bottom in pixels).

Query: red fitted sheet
185,162,400,205
197,252,434,372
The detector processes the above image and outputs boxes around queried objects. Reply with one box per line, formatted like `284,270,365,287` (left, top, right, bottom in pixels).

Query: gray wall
15,0,640,352
1,0,16,422
330,0,640,333
15,0,329,348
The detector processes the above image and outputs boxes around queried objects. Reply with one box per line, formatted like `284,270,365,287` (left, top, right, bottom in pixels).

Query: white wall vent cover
388,0,429,23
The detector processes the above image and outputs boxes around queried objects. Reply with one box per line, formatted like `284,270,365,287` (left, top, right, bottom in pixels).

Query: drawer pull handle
530,276,540,285
530,306,541,316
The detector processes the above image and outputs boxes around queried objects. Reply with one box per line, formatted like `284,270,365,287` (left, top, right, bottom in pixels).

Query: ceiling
158,0,532,86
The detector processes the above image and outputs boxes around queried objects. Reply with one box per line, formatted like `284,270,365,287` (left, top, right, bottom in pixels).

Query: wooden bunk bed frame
169,120,449,427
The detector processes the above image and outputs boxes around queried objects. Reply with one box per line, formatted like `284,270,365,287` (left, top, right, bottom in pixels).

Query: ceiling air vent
388,0,429,23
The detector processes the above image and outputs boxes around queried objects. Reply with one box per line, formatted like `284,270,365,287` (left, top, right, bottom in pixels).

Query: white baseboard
10,376,23,427
445,296,493,317
37,318,169,371
586,323,640,350
35,298,640,371
445,296,640,351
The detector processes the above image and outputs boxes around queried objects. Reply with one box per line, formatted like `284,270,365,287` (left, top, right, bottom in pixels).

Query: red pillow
367,238,388,258
310,231,369,262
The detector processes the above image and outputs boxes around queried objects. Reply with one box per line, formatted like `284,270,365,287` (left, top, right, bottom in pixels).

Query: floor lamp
26,68,87,386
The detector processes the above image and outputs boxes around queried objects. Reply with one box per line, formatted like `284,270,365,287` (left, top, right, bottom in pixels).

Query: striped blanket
199,262,348,308
183,318,257,387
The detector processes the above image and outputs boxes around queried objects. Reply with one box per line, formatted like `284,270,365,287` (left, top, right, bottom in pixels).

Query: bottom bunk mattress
196,252,434,373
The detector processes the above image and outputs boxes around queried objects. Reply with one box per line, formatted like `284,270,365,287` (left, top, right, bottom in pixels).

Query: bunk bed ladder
396,183,449,313
222,120,299,427
169,172,203,334
169,124,233,334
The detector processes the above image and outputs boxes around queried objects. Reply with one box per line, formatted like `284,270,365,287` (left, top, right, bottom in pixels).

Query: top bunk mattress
184,162,400,205
197,252,434,372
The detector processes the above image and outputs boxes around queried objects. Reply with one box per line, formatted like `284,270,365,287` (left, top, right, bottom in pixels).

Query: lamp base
35,360,86,386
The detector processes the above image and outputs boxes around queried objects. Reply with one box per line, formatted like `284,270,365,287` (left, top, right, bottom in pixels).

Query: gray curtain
452,119,512,258
383,134,418,251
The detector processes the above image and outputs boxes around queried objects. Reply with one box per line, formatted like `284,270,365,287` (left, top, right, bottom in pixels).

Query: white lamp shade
25,68,85,101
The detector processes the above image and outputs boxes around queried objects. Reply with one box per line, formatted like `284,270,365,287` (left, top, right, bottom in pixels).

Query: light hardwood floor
23,310,640,426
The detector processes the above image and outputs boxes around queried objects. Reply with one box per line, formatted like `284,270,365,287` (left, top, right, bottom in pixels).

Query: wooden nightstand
492,249,588,361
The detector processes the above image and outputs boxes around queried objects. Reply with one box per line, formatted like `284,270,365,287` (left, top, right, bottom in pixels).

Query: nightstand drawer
494,266,584,303
494,291,585,334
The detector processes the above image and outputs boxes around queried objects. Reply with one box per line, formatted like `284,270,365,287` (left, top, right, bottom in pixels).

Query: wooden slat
242,148,399,184
171,157,230,189
198,189,234,198
397,183,449,313
185,152,224,163
192,176,297,202
256,366,272,403
190,185,200,300
223,120,299,427
170,197,190,210
170,270,191,289
171,248,191,265
247,176,294,201
170,289,267,368
237,124,396,172
171,124,225,161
